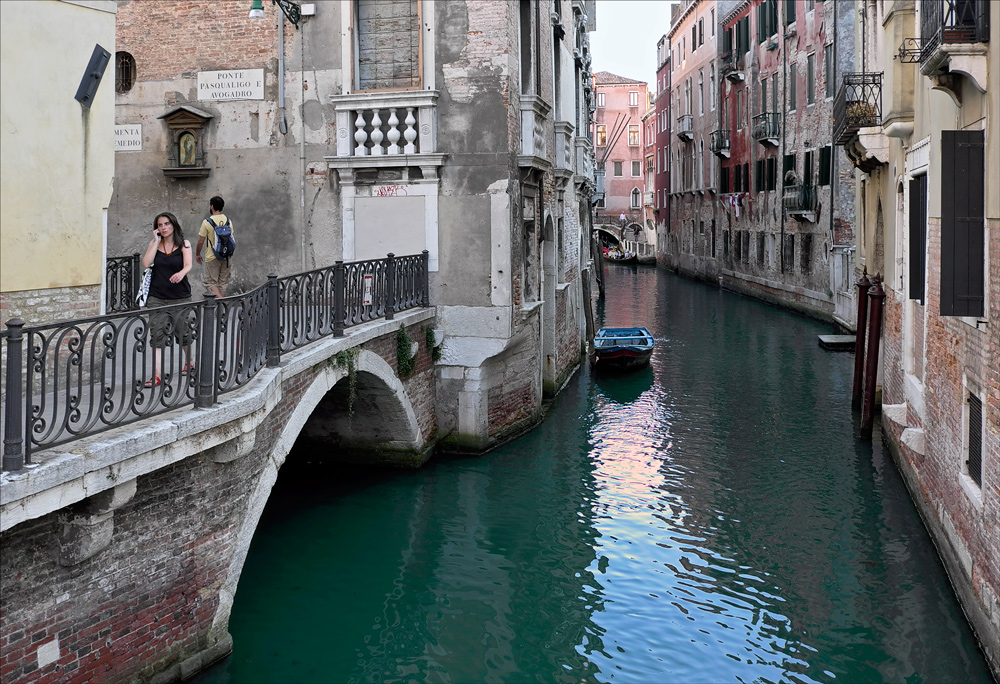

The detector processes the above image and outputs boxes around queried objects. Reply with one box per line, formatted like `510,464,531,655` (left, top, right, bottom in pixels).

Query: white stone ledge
720,269,833,303
0,308,435,533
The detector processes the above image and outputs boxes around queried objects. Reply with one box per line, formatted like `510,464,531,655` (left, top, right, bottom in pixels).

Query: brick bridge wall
0,313,436,684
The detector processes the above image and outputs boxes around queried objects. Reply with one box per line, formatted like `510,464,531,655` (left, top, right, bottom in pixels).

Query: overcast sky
589,0,676,88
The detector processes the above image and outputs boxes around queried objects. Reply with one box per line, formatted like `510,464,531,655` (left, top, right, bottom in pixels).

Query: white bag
136,267,152,308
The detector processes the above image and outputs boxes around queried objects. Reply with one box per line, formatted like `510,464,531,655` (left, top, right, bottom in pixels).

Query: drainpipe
780,16,787,274
829,0,838,266
852,268,870,409
861,275,885,438
299,21,307,272
278,17,288,135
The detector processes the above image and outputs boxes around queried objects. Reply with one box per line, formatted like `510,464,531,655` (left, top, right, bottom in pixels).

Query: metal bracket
897,37,923,63
274,0,301,28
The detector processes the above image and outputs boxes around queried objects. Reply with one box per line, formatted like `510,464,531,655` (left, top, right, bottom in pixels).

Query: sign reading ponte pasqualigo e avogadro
197,69,264,101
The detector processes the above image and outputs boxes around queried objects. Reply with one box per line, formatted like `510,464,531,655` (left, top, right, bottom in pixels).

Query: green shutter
940,130,985,317
909,175,927,304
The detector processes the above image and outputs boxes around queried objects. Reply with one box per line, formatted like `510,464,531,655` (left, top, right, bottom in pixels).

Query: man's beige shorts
203,258,231,290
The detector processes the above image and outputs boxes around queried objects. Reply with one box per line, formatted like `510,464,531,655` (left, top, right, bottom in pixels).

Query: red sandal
143,376,161,388
181,364,196,376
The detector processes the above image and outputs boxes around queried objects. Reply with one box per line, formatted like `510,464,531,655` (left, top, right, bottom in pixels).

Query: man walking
196,195,234,298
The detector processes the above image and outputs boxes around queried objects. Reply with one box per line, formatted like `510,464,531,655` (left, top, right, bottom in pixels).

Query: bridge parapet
1,252,430,471
0,308,437,535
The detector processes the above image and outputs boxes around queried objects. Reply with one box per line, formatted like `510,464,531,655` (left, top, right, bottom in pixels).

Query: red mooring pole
852,268,871,410
861,276,885,439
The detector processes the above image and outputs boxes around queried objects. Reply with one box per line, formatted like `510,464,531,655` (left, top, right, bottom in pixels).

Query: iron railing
106,253,143,313
921,0,990,60
720,51,744,81
709,129,730,155
1,251,430,470
751,112,781,144
833,72,883,145
783,184,818,214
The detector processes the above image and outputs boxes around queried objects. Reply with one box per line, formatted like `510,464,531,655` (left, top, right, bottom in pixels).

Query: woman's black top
149,243,191,300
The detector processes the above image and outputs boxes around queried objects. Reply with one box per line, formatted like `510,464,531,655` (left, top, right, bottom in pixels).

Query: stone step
818,334,856,351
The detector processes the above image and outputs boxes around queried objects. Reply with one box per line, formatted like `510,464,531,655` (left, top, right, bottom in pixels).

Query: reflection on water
196,266,991,684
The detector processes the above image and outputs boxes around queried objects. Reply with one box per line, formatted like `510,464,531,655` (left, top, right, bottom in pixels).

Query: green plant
397,325,416,378
424,325,442,362
332,347,359,417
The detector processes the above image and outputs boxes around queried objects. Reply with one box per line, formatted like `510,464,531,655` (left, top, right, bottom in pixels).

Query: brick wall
1,285,102,328
116,1,276,83
880,214,1000,674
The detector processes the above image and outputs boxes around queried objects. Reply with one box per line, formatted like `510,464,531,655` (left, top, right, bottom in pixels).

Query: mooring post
2,319,26,471
385,253,396,320
333,261,345,337
861,276,885,439
852,268,871,410
266,274,281,367
196,295,217,408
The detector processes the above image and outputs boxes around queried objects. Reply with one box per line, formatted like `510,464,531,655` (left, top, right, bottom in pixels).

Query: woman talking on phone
141,212,194,387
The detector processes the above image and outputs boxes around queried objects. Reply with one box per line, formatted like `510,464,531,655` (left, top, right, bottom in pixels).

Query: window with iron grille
967,392,983,487
801,233,812,274
783,234,795,270
115,52,136,93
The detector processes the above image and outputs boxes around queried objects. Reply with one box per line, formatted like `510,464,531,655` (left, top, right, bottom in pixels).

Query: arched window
709,64,716,111
631,187,641,208
698,70,704,114
115,52,136,93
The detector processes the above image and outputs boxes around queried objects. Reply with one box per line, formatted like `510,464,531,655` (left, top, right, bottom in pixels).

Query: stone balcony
676,114,693,142
554,121,575,176
328,90,445,179
519,95,551,172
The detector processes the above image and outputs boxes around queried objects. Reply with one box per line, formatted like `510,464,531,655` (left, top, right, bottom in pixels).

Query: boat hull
593,347,652,370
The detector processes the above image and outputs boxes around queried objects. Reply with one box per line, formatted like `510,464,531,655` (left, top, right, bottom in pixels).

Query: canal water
197,265,992,684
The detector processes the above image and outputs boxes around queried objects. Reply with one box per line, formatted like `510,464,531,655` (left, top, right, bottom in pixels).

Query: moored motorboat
592,327,654,370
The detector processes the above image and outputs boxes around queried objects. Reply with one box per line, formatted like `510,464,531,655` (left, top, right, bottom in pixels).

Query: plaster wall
0,0,116,308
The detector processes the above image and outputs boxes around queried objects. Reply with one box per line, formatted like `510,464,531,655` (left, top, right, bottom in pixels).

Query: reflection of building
844,1,999,673
592,71,648,236
111,0,597,450
0,1,115,324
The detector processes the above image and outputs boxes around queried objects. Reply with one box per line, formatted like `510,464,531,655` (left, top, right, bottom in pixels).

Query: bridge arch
210,348,421,637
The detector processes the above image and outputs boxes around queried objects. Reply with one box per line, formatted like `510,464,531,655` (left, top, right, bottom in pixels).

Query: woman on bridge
142,212,194,387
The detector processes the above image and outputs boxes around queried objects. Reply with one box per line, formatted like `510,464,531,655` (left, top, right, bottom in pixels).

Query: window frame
596,124,607,146
352,0,425,92
613,160,624,177
629,91,639,107
628,124,640,146
632,159,642,177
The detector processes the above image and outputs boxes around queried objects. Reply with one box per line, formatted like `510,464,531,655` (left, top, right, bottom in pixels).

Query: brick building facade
839,0,999,676
658,0,856,325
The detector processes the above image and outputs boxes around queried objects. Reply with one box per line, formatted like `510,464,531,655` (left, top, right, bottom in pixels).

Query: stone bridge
0,307,438,683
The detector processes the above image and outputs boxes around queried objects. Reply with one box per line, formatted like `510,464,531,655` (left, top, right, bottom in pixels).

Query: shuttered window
818,146,831,185
940,130,985,317
968,392,983,488
909,174,927,304
357,0,421,91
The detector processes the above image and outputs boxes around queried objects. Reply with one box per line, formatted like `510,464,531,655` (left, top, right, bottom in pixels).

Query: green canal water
196,266,992,684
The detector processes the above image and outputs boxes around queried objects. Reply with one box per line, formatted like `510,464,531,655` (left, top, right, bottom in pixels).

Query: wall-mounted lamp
248,0,305,28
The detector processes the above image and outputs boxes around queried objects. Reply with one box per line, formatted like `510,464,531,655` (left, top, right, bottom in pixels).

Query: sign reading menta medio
114,124,142,151
198,69,264,101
